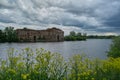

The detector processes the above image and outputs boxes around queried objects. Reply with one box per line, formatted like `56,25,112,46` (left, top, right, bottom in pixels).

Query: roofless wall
16,27,64,42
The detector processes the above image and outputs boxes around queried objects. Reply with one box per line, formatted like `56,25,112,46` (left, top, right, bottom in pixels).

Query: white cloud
104,32,118,36
0,0,120,35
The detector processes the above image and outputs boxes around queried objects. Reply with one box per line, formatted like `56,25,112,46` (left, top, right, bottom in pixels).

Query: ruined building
16,27,64,42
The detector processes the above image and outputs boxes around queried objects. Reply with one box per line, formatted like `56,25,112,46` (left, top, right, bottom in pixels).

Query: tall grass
0,48,120,80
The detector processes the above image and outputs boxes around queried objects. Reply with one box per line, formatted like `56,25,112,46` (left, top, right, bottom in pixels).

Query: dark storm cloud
0,0,15,9
0,0,120,35
0,18,15,23
0,4,13,9
104,12,120,27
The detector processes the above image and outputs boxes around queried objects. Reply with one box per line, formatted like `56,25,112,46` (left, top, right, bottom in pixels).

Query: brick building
16,27,64,42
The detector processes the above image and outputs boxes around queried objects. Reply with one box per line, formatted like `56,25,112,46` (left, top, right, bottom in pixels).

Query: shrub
108,36,120,58
0,48,120,80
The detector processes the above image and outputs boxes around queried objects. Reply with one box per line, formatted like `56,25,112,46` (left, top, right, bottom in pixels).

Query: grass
0,48,120,80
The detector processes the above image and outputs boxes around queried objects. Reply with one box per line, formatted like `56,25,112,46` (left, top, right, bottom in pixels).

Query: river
0,39,112,59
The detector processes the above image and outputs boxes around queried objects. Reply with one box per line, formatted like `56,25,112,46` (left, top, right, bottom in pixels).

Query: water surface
0,39,112,59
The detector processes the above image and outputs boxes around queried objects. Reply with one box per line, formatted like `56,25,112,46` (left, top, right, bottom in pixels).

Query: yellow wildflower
7,69,16,74
21,74,29,80
91,78,95,80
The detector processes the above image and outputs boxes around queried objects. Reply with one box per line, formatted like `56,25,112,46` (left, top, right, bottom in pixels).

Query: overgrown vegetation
64,31,115,41
0,48,120,80
64,31,87,41
108,36,120,58
0,27,18,42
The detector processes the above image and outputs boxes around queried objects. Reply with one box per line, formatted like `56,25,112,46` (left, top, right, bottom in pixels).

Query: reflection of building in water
16,27,64,42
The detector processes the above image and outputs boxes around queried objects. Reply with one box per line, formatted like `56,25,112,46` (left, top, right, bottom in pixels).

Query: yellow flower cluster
21,74,29,80
7,69,16,74
0,48,120,80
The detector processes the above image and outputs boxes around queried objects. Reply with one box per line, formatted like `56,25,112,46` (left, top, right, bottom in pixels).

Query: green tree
82,33,87,40
4,26,18,42
0,30,2,42
70,31,76,36
64,31,87,41
108,36,120,58
0,30,6,42
77,32,82,36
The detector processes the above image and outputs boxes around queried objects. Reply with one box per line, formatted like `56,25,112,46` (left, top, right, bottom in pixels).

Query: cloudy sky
0,0,120,35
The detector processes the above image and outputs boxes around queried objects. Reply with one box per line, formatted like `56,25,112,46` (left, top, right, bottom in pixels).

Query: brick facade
16,27,64,42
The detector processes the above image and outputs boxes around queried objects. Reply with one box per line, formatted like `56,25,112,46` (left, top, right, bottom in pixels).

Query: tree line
0,27,117,42
0,27,18,42
87,35,115,39
64,31,87,41
64,31,116,41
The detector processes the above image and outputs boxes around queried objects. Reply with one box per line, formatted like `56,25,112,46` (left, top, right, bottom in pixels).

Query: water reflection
0,39,112,60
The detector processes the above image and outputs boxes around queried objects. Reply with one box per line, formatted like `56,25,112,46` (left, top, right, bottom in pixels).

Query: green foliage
0,48,67,80
77,32,81,36
4,26,18,42
64,31,87,41
0,26,18,42
69,55,120,80
0,30,6,42
0,48,120,80
108,36,120,58
87,35,115,39
0,30,3,42
70,31,76,36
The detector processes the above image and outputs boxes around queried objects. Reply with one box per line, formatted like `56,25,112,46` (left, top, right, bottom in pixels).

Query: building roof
46,27,63,32
16,27,64,32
